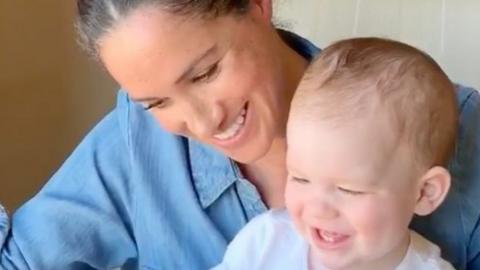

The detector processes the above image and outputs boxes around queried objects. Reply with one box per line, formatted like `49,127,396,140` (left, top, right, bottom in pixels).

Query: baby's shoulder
247,209,295,232
234,209,298,246
401,231,455,270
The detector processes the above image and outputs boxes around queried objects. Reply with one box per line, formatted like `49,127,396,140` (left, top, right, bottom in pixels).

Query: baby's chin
309,248,358,270
312,259,349,270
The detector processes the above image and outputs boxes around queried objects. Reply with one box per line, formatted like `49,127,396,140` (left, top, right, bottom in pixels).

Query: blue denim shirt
0,31,479,270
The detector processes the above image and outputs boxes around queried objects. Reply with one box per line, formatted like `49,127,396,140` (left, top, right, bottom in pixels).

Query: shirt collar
277,29,321,61
188,138,241,209
189,30,320,209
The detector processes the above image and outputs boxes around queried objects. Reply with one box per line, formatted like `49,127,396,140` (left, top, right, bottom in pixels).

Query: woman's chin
222,143,271,165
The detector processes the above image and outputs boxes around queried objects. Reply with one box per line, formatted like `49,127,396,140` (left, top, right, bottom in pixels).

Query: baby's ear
414,166,451,216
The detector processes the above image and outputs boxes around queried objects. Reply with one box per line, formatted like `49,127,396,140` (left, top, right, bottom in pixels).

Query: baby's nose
308,199,339,220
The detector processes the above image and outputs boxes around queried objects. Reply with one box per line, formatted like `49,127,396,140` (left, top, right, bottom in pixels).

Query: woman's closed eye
144,98,171,111
191,62,220,83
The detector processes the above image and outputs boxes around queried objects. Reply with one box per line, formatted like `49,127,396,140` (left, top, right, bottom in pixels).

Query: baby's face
285,114,421,270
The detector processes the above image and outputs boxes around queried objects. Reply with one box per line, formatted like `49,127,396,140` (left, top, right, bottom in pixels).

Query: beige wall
275,0,480,90
0,1,117,210
1,1,478,211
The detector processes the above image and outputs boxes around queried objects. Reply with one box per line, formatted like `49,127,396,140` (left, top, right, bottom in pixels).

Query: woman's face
99,2,293,163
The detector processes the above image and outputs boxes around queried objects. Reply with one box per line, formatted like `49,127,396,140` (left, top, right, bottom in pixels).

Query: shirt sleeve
0,107,138,269
0,205,9,249
468,224,480,269
458,87,480,270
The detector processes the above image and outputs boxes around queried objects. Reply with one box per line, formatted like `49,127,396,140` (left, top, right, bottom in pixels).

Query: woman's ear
414,166,451,216
250,0,272,23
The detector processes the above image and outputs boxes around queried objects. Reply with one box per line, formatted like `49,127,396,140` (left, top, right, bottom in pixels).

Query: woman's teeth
214,108,246,141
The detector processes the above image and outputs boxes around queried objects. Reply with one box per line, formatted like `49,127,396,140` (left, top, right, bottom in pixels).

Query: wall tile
275,0,357,47
275,0,479,89
442,0,480,88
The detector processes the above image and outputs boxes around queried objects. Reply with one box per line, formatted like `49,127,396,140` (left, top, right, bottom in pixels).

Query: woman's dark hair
76,0,250,58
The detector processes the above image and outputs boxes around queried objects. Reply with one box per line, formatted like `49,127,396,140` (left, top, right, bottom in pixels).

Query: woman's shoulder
451,85,480,217
78,90,193,174
34,90,193,214
69,90,178,154
451,85,480,269
411,85,480,270
455,84,479,110
53,90,185,182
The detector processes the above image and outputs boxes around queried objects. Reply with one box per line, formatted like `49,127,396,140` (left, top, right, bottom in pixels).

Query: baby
213,37,458,269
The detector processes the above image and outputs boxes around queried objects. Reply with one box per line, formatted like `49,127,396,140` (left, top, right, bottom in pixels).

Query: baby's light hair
291,37,458,167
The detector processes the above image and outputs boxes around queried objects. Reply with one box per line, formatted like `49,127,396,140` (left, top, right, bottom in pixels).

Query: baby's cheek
285,196,302,221
351,200,409,251
285,183,301,211
357,210,384,234
348,201,389,236
285,187,306,233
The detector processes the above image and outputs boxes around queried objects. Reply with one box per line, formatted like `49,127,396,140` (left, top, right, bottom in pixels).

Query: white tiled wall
275,0,480,90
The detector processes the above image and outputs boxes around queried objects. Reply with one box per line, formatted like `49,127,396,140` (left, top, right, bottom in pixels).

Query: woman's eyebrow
175,44,218,84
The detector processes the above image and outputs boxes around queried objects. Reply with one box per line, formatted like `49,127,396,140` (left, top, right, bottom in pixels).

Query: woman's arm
0,206,8,250
0,107,138,269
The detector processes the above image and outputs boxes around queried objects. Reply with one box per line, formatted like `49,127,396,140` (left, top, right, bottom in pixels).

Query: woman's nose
185,100,224,139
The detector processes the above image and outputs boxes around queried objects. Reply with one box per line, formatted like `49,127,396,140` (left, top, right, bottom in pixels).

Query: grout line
440,0,447,54
353,0,362,35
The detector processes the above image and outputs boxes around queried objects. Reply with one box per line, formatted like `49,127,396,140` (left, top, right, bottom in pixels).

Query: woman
0,0,479,269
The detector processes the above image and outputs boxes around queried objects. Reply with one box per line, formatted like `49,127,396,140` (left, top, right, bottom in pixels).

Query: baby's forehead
289,37,456,173
288,102,393,138
287,113,416,182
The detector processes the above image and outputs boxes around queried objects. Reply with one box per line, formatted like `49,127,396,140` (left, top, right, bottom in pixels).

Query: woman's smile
212,102,251,147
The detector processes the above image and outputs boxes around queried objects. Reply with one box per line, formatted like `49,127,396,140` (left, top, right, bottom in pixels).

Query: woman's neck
240,31,309,208
240,138,288,208
279,32,310,110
